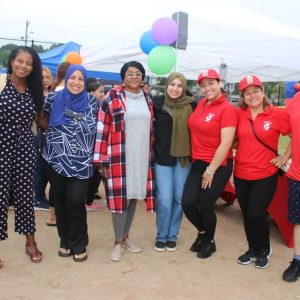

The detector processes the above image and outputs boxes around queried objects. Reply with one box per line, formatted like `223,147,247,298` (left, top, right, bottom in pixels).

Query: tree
0,44,18,68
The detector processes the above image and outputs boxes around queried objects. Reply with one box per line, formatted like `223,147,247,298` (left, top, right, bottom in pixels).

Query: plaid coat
93,85,155,213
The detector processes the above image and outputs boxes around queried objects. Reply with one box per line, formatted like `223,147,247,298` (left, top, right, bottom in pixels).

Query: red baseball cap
197,69,221,84
239,75,263,91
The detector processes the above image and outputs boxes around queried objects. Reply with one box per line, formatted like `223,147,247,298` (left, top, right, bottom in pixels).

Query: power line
0,37,63,45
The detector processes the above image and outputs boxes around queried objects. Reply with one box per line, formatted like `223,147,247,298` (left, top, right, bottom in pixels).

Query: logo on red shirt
204,113,215,123
263,121,272,131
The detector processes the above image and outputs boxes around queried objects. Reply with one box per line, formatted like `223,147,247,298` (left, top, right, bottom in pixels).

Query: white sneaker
110,244,124,262
123,238,142,253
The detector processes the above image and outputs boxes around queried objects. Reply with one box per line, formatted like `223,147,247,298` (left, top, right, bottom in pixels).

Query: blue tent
1,41,121,81
40,41,121,81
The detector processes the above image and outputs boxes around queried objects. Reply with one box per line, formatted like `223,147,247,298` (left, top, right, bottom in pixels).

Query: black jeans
234,174,278,251
43,159,90,254
182,159,233,241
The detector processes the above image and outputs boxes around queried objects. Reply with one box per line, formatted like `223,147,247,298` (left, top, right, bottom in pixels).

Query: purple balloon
152,17,178,45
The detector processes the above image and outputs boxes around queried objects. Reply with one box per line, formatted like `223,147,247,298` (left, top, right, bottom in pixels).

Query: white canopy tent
80,0,300,82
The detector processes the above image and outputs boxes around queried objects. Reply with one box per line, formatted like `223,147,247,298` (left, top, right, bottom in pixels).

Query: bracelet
205,167,215,175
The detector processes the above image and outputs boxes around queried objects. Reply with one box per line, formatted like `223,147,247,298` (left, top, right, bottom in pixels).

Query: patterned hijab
49,64,88,127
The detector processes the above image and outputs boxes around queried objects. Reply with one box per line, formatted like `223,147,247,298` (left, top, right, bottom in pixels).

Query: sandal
73,252,88,262
0,259,3,269
25,242,42,263
58,248,72,257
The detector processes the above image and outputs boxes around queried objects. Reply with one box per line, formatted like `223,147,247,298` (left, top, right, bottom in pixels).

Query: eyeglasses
64,109,85,121
126,72,143,78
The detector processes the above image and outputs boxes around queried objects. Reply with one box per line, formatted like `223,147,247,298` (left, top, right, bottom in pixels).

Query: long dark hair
51,62,71,91
7,46,44,114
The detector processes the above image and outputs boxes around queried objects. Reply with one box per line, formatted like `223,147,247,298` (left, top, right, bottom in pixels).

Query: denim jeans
155,159,191,243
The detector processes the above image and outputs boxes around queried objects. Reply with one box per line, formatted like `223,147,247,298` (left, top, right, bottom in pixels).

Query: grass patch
278,135,290,155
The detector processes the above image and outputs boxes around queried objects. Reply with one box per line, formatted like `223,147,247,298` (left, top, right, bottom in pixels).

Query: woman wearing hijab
42,64,98,262
153,72,196,252
93,61,155,262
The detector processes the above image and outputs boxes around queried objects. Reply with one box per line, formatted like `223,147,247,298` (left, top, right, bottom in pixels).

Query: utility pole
25,19,30,46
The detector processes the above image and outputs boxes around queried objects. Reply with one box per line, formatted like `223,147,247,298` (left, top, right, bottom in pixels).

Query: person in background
86,80,105,211
42,65,98,262
45,62,71,226
33,66,53,211
51,62,71,91
181,69,237,259
234,75,290,269
0,46,45,267
93,61,155,262
282,90,300,282
153,72,196,252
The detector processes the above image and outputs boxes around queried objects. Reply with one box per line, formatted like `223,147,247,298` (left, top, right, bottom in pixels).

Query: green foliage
0,44,18,68
278,134,290,155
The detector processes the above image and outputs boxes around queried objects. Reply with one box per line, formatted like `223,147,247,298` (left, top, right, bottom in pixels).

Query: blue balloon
140,30,159,55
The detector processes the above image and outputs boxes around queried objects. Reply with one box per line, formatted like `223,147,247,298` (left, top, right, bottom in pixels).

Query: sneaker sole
166,247,177,252
123,244,141,253
255,262,269,269
237,257,257,265
282,275,299,282
197,248,216,259
154,246,166,252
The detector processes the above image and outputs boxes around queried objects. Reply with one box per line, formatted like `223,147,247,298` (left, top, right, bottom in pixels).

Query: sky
1,0,300,49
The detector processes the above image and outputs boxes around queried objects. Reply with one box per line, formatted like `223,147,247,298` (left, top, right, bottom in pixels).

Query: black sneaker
283,259,300,282
154,241,166,252
197,240,216,259
190,232,204,252
255,248,271,269
237,248,257,265
166,241,177,252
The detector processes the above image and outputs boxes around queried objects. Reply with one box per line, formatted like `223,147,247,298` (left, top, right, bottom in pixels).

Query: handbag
249,120,286,176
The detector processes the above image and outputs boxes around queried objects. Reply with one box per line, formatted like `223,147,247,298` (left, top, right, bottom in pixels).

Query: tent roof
80,1,300,82
40,41,121,81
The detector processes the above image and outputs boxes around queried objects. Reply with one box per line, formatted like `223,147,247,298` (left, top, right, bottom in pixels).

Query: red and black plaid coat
93,85,155,213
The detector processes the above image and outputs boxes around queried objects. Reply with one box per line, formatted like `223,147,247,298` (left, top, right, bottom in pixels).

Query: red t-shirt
234,105,290,180
188,94,238,165
286,93,300,181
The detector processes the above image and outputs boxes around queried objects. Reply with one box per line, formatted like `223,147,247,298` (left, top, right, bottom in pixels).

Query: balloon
61,54,67,63
139,30,159,55
147,45,176,75
152,17,178,45
65,52,82,64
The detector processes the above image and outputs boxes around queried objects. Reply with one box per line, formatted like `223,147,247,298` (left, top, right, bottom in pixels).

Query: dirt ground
1,191,300,300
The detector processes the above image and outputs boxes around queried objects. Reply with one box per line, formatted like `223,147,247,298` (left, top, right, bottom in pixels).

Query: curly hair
7,46,44,113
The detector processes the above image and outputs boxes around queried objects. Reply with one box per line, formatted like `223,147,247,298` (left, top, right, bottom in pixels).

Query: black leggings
234,174,277,251
43,159,90,254
182,159,233,241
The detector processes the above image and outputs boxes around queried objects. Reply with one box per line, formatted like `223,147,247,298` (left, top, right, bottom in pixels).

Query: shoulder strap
249,119,277,155
0,74,8,94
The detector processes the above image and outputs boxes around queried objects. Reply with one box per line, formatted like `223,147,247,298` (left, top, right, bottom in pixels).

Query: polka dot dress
0,77,37,240
288,178,300,225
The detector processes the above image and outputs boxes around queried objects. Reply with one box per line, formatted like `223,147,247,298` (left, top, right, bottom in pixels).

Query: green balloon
147,45,176,75
61,54,67,62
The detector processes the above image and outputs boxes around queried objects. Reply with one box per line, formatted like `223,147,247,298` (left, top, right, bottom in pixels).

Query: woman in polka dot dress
0,46,45,268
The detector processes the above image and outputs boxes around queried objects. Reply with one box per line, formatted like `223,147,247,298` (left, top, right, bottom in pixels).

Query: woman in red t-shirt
234,75,290,269
181,69,237,259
